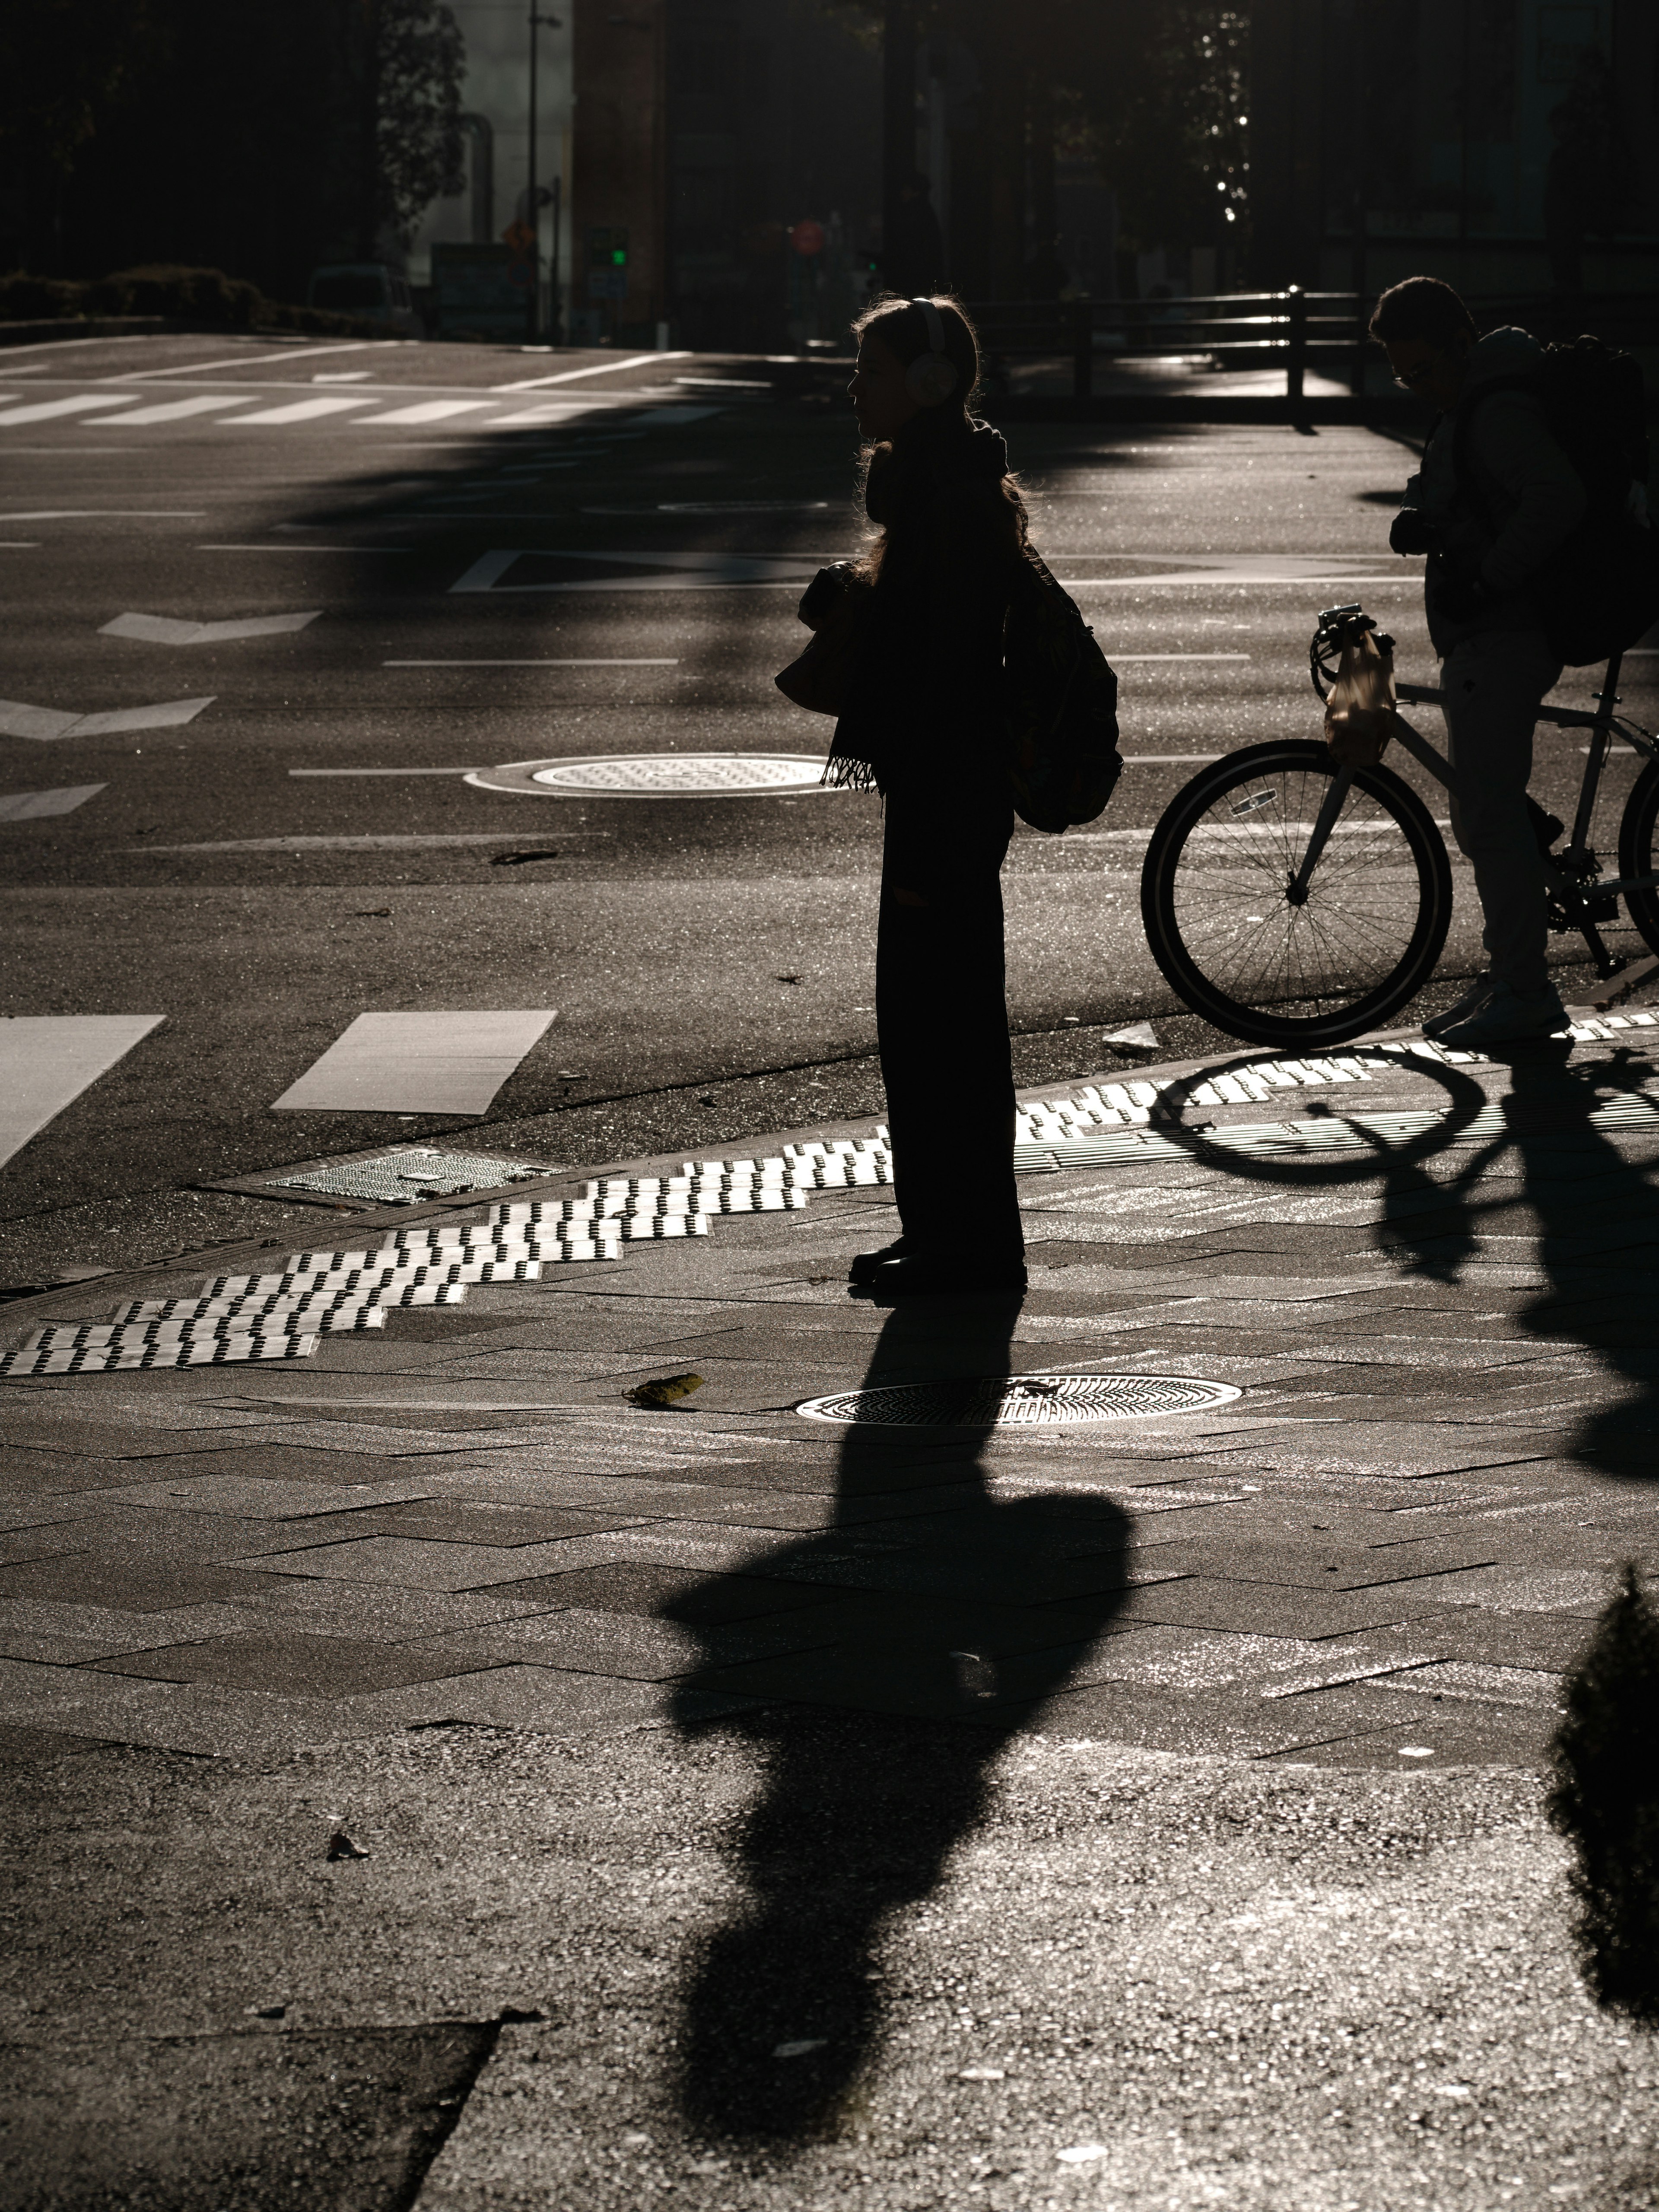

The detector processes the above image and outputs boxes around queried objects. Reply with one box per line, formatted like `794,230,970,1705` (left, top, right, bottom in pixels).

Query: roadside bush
0,264,380,337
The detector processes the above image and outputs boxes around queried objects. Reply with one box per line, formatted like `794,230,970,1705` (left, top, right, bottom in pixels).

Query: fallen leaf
628,1371,704,1409
325,1829,369,1861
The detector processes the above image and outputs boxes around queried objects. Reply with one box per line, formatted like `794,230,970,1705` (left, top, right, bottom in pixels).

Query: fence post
1072,299,1093,400
1285,286,1306,413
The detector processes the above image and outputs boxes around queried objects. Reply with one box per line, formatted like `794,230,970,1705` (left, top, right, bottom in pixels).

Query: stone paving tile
395,1604,841,1683
0,1556,286,1612
346,1662,756,1738
224,1577,562,1639
245,1531,653,1592
0,1719,118,1764
74,1473,448,1519
90,1629,496,1699
1115,1575,1458,1641
472,1560,846,1625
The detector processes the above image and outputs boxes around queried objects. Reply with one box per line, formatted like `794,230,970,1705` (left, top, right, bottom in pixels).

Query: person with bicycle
1374,275,1586,1047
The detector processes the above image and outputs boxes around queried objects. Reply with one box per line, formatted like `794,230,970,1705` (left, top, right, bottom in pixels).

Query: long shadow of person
664,1286,1133,2145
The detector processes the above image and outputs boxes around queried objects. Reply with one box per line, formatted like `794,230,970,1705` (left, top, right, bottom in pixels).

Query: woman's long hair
851,293,1027,584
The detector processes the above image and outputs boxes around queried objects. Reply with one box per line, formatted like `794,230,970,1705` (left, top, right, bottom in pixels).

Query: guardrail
962,289,1659,406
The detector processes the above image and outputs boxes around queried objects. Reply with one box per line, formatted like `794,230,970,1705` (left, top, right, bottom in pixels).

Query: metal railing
962,289,1659,404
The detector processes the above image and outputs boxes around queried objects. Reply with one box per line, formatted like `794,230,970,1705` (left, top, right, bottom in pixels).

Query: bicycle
1139,602,1659,1049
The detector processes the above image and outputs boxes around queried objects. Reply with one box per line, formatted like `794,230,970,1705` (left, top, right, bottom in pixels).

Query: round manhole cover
795,1373,1242,1427
467,754,832,798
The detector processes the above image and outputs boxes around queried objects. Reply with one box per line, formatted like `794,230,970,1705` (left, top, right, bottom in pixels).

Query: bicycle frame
1299,609,1659,974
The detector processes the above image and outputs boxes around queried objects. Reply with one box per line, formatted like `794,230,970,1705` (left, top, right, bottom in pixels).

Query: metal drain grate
795,1372,1242,1427
269,1147,550,1204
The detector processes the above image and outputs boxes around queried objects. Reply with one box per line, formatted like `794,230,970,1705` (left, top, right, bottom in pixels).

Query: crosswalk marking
0,784,105,820
100,611,321,644
225,395,381,425
0,696,213,740
270,1010,558,1114
83,395,249,426
360,399,496,425
0,394,140,426
0,1014,165,1170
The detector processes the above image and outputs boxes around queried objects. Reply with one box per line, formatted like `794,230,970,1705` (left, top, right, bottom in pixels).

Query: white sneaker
1422,976,1494,1038
1434,982,1568,1049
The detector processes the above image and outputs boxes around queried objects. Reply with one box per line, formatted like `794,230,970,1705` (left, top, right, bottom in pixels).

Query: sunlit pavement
6,989,1659,2205
5,329,1653,1290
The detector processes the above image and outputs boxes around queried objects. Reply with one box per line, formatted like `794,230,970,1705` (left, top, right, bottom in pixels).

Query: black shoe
859,1255,1027,1298
848,1239,910,1287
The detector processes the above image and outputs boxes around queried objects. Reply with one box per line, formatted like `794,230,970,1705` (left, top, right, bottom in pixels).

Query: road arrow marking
100,611,322,645
0,697,214,741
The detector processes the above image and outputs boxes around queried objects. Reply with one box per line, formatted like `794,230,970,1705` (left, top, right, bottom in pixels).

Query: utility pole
882,0,917,289
528,11,563,338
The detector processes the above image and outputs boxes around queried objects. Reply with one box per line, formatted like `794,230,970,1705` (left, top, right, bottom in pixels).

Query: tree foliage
378,0,466,245
0,0,168,172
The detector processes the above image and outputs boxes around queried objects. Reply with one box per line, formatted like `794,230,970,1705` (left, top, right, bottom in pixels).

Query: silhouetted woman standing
828,296,1028,1297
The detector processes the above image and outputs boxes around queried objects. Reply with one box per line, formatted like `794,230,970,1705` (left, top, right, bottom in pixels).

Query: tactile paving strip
796,1373,1242,1426
1,1135,898,1377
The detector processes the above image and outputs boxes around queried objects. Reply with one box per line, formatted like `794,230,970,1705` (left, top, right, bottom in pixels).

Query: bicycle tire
1617,759,1659,959
1140,740,1454,1049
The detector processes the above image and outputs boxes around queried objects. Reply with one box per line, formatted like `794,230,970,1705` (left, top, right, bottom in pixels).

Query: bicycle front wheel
1617,758,1659,959
1140,741,1454,1048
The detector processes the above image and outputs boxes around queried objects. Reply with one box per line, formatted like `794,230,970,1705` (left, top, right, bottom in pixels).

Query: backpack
1452,335,1659,666
1003,550,1122,833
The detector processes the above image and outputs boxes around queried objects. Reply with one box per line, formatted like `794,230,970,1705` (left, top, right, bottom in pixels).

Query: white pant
1440,631,1564,997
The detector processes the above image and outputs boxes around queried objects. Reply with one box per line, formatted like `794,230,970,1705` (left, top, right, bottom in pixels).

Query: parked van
305,264,422,336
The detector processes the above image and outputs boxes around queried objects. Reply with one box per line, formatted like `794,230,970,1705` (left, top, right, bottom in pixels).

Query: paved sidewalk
6,1018,1659,2207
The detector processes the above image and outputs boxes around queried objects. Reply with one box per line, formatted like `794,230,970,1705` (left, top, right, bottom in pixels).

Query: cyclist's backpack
1453,334,1659,666
1003,549,1122,833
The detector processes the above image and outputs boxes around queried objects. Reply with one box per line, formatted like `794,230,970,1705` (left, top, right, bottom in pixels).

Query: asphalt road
3,330,1651,1280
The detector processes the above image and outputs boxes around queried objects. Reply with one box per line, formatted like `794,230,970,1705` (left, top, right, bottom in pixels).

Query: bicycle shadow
1160,1041,1659,1465
662,1287,1133,2145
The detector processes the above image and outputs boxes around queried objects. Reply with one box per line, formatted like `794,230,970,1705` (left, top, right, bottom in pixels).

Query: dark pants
875,777,1023,1264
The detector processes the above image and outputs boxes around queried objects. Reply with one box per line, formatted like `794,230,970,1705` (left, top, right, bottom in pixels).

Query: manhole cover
268,1147,550,1204
796,1373,1242,1427
467,754,832,798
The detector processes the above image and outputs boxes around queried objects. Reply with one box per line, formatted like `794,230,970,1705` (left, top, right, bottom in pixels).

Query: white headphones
905,298,959,407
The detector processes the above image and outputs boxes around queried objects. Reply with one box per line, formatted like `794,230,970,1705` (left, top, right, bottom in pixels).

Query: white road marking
287,767,479,776
672,375,772,390
0,784,105,820
1112,653,1251,661
124,342,381,377
1119,754,1223,763
449,547,816,595
101,611,322,644
196,544,412,553
222,394,383,425
0,394,141,426
82,395,249,426
483,404,631,429
359,400,496,425
313,371,374,381
1064,578,1413,589
271,1010,558,1114
382,657,678,666
0,542,39,549
134,830,597,849
582,500,830,515
3,510,207,519
0,696,213,741
493,353,684,390
0,1014,165,1170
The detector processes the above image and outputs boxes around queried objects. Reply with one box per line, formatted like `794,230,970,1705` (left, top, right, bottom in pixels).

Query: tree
376,0,466,246
0,0,167,175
